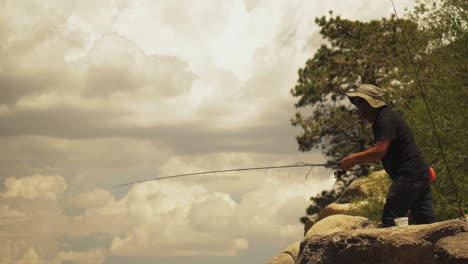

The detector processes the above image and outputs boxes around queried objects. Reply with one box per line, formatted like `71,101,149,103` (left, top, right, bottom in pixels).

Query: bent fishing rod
112,162,346,188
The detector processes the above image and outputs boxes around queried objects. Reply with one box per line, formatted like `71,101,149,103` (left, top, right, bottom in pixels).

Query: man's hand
341,154,356,170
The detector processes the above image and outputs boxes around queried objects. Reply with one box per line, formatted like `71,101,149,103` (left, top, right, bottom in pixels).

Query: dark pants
382,172,436,227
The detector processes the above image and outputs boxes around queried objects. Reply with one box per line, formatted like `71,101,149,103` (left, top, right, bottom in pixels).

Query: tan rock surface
316,202,365,221
338,170,388,203
297,220,468,264
303,216,317,236
434,232,468,264
271,215,375,263
306,214,376,238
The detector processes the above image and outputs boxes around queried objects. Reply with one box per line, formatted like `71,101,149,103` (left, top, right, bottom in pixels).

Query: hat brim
346,92,386,108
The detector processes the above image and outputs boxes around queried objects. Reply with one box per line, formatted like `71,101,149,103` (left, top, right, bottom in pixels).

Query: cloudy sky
0,1,415,263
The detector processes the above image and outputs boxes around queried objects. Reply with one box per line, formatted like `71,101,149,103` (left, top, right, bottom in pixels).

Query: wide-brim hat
346,84,387,108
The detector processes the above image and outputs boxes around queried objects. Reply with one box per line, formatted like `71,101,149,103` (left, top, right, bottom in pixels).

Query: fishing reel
334,169,347,179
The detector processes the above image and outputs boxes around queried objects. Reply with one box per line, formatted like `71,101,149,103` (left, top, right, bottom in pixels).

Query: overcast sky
0,1,416,263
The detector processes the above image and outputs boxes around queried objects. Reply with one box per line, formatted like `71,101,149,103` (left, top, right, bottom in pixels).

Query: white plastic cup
394,217,409,226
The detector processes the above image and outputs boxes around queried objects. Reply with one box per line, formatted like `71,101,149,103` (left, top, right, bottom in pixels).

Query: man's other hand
341,155,356,170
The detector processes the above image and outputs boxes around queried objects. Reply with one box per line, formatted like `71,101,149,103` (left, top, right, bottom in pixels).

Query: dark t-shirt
372,107,429,180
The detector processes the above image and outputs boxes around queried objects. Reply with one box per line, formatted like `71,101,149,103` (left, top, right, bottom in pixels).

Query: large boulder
434,232,468,263
303,170,388,234
306,214,376,238
338,170,388,203
303,216,318,236
304,201,370,235
316,202,366,221
297,219,467,264
270,215,375,264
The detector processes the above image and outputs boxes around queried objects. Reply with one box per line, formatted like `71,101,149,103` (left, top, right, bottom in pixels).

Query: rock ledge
297,219,467,264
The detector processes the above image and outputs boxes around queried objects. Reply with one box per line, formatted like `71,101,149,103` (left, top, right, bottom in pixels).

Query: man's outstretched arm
341,139,391,170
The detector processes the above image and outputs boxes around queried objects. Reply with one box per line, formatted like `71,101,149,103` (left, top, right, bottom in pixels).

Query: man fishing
340,84,436,227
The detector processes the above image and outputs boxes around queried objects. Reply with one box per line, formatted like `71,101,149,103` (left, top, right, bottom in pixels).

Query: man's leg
382,177,416,227
410,181,436,224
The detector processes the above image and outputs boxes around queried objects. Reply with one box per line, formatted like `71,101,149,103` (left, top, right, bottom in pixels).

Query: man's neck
371,106,385,123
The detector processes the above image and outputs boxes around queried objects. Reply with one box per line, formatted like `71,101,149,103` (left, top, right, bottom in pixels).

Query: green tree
292,13,426,222
401,0,467,220
298,0,467,224
291,13,424,166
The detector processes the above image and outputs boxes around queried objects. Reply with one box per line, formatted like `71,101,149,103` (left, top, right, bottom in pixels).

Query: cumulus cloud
0,205,27,218
0,1,196,135
80,33,195,98
0,0,80,105
0,0,418,263
1,174,67,200
3,247,106,264
188,192,237,232
64,167,335,257
73,182,247,256
68,189,115,209
234,174,336,242
57,248,106,264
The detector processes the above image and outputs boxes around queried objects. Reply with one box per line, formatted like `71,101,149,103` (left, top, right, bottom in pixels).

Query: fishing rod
112,163,345,188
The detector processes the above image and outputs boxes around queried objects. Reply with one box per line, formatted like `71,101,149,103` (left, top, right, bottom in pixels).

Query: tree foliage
296,0,467,223
401,0,467,220
292,13,425,222
291,13,424,165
